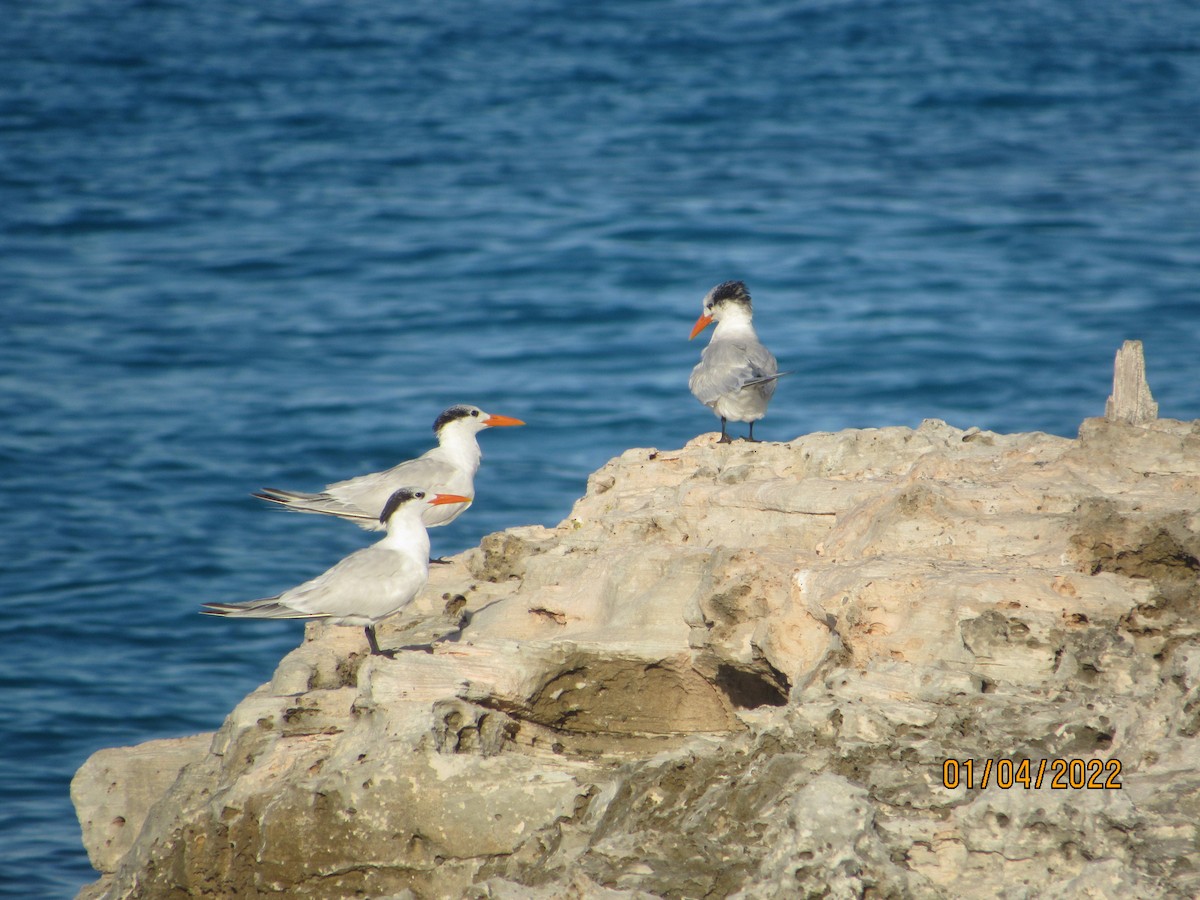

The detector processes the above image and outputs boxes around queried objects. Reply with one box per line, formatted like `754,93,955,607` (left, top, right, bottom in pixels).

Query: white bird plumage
254,404,524,531
202,488,471,656
688,281,789,442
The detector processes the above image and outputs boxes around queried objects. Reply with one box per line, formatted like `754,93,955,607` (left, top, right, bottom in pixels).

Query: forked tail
200,597,322,619
253,488,378,528
744,370,795,388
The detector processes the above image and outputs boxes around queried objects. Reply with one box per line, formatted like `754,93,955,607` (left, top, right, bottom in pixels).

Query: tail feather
253,488,376,524
200,598,322,619
745,370,795,388
255,487,324,504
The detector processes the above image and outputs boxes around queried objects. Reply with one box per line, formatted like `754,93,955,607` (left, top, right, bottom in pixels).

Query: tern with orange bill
255,404,524,530
688,281,790,442
202,488,470,656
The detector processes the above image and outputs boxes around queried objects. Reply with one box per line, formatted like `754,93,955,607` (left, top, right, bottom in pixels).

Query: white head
432,404,525,442
689,280,754,339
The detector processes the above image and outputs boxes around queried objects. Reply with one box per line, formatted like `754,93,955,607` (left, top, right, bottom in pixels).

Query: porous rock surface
73,416,1200,899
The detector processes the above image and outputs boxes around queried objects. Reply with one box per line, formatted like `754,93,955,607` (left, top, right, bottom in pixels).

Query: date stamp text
942,758,1122,790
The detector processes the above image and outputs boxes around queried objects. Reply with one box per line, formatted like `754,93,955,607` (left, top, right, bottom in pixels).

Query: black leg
364,625,391,657
718,417,732,443
746,421,760,442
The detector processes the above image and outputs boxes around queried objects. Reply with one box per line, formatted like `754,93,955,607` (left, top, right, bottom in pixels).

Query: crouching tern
254,404,524,531
202,488,470,656
688,280,790,442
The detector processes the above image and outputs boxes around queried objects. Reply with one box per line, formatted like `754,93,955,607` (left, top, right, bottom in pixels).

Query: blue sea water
2,0,1198,894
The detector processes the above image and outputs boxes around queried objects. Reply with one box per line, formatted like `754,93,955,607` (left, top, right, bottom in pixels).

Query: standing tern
202,488,470,656
254,404,524,531
688,280,790,442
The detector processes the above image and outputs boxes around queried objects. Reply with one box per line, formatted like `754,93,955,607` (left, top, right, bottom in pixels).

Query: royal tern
688,280,790,442
202,488,470,656
255,404,524,531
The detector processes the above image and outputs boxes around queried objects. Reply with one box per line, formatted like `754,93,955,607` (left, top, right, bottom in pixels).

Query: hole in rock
715,664,789,708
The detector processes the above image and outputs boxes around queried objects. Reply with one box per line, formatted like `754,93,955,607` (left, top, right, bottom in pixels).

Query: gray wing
257,451,463,532
327,453,461,514
277,545,427,621
689,338,780,406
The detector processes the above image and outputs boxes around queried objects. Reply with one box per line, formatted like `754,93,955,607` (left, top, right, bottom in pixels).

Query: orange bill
430,493,472,506
483,413,525,427
689,313,714,340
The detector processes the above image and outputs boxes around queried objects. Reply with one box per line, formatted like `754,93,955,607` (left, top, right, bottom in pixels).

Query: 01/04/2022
942,758,1122,790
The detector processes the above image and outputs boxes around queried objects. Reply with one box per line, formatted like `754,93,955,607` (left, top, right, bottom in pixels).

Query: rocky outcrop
74,405,1200,898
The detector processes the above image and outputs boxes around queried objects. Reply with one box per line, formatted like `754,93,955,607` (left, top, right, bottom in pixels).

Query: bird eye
415,491,425,499
470,409,479,417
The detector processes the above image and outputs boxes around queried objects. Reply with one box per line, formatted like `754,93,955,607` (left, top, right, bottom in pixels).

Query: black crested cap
709,280,751,306
380,487,424,523
433,404,481,434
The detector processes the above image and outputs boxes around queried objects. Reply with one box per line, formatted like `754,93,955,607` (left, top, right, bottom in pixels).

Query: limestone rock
74,415,1200,898
70,734,210,875
1105,339,1158,424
